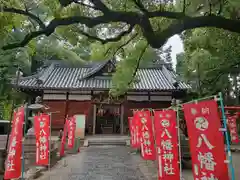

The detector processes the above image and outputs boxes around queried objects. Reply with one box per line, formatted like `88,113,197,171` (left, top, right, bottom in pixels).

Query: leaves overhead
177,26,240,100
0,0,239,51
172,0,240,103
110,39,149,96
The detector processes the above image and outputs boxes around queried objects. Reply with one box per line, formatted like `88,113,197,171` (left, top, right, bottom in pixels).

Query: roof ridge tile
15,64,191,91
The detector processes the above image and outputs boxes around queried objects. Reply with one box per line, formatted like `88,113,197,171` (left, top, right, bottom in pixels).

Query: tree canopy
0,0,240,51
176,26,240,103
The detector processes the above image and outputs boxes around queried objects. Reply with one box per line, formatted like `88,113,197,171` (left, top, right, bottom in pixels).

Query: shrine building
16,59,190,135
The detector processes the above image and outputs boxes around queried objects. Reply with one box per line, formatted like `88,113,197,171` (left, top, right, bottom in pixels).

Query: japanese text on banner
138,110,156,160
34,114,50,166
128,117,135,147
4,107,24,179
183,100,229,180
129,111,140,148
227,115,239,144
154,110,180,180
68,116,76,149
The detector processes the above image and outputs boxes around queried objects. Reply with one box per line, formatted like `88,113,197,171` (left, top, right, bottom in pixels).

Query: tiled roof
16,61,190,91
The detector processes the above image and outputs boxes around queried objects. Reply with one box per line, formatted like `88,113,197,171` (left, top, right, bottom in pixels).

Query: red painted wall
67,101,93,130
44,100,92,130
44,100,66,129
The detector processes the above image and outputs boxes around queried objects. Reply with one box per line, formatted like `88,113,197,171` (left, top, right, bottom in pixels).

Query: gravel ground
37,146,146,180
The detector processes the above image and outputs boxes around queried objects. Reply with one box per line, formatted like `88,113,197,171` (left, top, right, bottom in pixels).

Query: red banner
138,110,156,160
154,110,180,180
183,100,229,180
67,116,76,149
227,115,239,144
34,114,50,166
60,120,68,157
134,111,141,148
128,117,135,147
4,107,24,179
128,112,140,148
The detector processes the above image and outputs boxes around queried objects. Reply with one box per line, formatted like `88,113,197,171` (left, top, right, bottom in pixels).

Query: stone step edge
230,147,240,152
88,143,126,146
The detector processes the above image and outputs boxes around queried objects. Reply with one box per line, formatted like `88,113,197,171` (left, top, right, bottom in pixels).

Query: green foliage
0,101,12,120
176,52,184,76
178,26,240,100
90,42,112,61
110,39,158,96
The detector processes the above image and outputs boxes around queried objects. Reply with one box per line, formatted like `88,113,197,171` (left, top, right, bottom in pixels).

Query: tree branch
1,7,45,29
2,30,47,50
202,71,226,86
217,0,223,15
1,6,240,50
208,0,212,15
2,12,139,50
132,0,147,13
79,24,134,44
202,61,240,85
127,43,148,86
88,0,111,12
182,0,186,14
146,15,240,48
73,0,97,10
59,0,75,7
105,32,138,57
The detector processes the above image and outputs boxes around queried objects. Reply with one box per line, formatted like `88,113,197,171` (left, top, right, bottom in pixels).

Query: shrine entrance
91,92,125,135
95,104,121,134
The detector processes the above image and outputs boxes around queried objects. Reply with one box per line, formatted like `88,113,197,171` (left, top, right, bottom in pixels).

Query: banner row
128,100,233,180
4,111,77,179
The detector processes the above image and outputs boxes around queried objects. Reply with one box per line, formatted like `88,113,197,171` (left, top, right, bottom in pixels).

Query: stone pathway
37,146,146,180
36,145,240,180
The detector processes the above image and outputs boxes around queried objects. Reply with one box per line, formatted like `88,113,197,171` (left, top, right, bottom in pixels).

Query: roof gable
80,59,116,79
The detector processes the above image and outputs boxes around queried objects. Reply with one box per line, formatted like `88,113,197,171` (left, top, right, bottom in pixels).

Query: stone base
24,168,42,179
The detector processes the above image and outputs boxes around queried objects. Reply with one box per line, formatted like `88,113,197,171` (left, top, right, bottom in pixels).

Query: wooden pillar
93,104,96,135
64,92,69,123
120,104,124,135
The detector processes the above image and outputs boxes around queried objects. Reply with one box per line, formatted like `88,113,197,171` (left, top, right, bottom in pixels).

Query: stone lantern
27,96,47,131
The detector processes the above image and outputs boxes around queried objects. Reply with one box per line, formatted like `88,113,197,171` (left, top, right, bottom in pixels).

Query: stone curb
83,139,88,147
18,167,43,180
21,157,70,180
224,146,240,152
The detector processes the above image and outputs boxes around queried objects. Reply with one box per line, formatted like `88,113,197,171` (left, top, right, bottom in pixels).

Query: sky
165,35,184,69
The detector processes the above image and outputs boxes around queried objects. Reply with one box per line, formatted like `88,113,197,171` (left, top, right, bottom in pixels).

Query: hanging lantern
98,108,104,116
116,107,120,116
